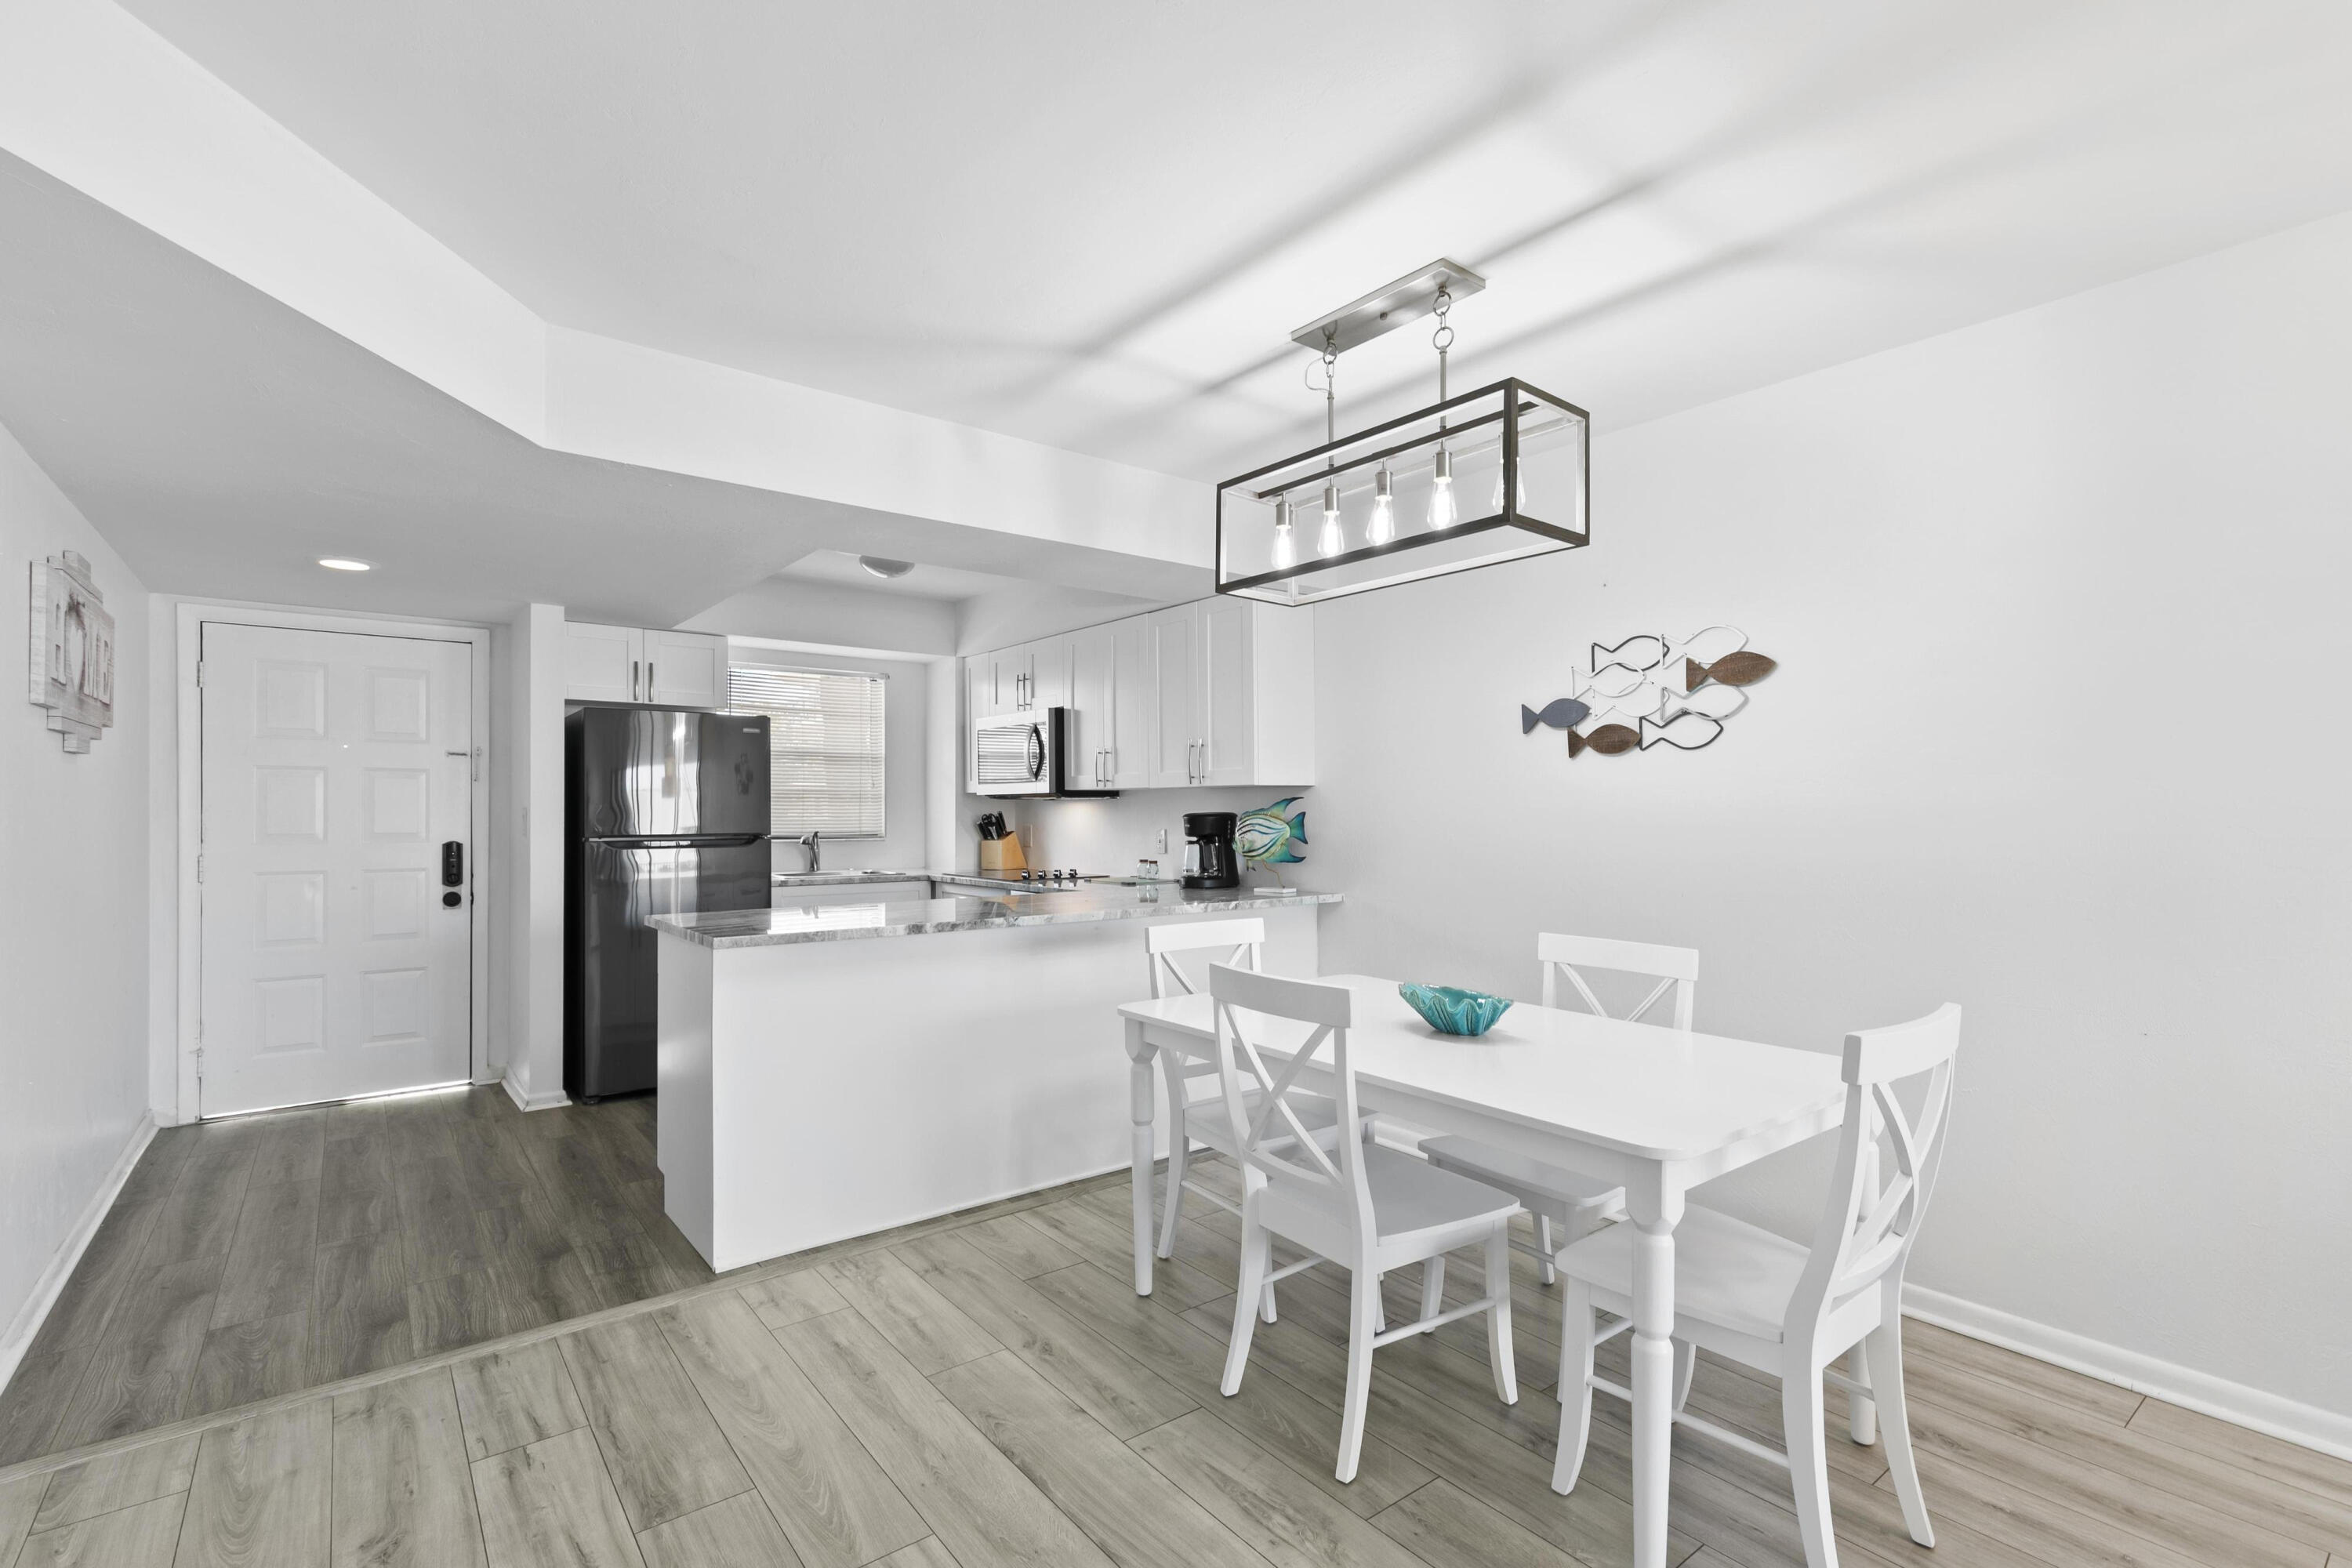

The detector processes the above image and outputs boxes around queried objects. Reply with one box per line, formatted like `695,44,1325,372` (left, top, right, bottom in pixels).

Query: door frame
175,602,494,1122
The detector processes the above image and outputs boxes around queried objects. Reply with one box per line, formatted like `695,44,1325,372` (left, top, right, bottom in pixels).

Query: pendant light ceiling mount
1219,258,1588,606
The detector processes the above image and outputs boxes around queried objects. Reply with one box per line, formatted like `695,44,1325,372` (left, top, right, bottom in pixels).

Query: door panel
1147,606,1197,787
572,708,771,838
564,621,642,702
200,622,473,1116
1199,597,1255,786
644,630,727,709
1108,615,1153,789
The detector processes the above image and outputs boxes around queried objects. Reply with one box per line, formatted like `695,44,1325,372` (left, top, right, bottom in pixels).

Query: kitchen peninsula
653,882,1339,1269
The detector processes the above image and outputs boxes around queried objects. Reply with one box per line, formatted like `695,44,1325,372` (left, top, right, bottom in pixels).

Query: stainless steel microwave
971,708,1116,798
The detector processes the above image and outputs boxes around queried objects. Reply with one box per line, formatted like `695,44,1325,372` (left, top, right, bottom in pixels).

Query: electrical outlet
1153,827,1168,854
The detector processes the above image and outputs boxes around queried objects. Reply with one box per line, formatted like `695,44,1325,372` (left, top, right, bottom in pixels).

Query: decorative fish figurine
1685,650,1777,690
1234,797,1308,866
1667,626,1748,668
1659,683,1745,721
1579,663,1651,699
1567,724,1641,757
1591,634,1668,677
1521,697,1592,735
1640,713,1724,750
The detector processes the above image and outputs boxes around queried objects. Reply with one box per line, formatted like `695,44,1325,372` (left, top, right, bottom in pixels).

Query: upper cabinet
969,598,1312,793
563,622,731,708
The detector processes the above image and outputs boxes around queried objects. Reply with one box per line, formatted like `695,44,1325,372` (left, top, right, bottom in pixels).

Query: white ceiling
109,0,2352,483
777,550,1027,604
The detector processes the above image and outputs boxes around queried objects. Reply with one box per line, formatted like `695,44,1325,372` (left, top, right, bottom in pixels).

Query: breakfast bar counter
652,884,1338,1269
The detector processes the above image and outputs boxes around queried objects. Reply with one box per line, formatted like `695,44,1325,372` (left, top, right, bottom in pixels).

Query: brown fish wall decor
1567,724,1642,757
1686,650,1777,690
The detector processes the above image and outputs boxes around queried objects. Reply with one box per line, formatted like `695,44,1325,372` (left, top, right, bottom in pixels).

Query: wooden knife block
978,833,1027,875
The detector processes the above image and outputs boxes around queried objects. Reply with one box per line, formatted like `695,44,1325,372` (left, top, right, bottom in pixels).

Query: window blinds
727,664,887,837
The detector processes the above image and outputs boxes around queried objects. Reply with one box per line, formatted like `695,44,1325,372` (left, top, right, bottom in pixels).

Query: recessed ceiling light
858,556,914,579
317,557,374,572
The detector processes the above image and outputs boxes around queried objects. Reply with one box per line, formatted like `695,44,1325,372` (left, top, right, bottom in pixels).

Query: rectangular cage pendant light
1214,262,1590,605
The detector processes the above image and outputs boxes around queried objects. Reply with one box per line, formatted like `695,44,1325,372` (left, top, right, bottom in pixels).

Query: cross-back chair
1550,1003,1961,1568
1210,964,1523,1483
1425,932,1700,1283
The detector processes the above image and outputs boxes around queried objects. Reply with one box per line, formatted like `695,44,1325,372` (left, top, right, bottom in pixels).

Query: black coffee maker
1181,811,1241,889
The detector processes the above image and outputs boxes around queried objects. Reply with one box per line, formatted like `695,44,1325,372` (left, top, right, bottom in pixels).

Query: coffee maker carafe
1181,811,1240,890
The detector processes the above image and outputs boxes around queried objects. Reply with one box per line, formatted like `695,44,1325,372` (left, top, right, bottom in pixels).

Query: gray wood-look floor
0,1152,2344,1568
0,1087,713,1468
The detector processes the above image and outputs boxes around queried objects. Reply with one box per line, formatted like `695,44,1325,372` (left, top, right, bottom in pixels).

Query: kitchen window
728,662,887,837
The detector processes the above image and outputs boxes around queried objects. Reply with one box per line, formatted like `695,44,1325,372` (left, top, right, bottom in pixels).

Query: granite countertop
657,884,1342,949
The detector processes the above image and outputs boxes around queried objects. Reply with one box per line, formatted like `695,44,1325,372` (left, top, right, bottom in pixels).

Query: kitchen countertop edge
656,887,1344,949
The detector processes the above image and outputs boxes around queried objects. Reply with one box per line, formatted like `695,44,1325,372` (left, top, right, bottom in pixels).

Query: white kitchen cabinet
1106,615,1154,789
564,622,643,703
644,630,729,708
1145,604,1199,787
564,622,731,707
1065,624,1113,790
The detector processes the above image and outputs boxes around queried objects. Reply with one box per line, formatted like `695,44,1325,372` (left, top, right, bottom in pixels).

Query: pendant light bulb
1367,466,1396,545
1428,448,1457,530
1271,496,1297,569
1317,481,1344,557
1491,465,1528,514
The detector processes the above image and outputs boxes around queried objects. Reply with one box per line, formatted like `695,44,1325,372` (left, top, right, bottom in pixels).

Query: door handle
647,661,655,698
631,659,640,701
441,841,464,906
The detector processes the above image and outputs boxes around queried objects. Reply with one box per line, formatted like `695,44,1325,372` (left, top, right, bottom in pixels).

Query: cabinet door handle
631,659,640,701
647,661,655,698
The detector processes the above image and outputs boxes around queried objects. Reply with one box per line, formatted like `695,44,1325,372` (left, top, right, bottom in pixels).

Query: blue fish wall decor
1235,797,1308,880
1520,697,1591,734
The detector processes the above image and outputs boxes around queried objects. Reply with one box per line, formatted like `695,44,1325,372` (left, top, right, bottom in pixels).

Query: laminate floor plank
737,1272,848,1332
176,1402,332,1568
147,1141,259,1265
310,1232,414,1383
560,1313,752,1533
1904,1319,2143,1425
2129,1397,2352,1514
956,1214,1081,1279
0,1199,169,1459
118,1131,198,1205
409,1270,515,1358
451,1340,588,1462
245,1117,326,1189
931,1351,1263,1568
619,1179,717,1294
653,1294,927,1568
1901,1383,2328,1568
815,1252,1001,1376
45,1254,226,1453
210,1182,320,1330
1904,1354,2352,1558
1886,1443,2226,1568
183,1312,312,1421
1027,1261,1431,1519
775,1306,1115,1568
1127,1410,1426,1568
635,1492,804,1568
1367,1475,1592,1568
330,1368,487,1568
1021,1203,1231,1312
471,1426,644,1568
30,1433,199,1533
15,1491,187,1567
877,1541,961,1568
0,1472,42,1563
899,1233,1194,1441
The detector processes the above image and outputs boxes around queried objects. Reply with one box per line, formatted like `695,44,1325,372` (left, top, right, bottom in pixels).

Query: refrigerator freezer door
573,708,771,839
567,838,771,1100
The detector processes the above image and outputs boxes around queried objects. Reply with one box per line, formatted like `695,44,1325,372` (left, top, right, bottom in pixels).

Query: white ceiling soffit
95,0,2352,481
0,153,1207,626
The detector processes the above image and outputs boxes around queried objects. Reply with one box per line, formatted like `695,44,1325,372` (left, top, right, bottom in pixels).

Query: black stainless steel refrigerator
565,707,771,1102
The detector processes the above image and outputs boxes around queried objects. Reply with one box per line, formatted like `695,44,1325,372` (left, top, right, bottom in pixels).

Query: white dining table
1117,974,1849,1568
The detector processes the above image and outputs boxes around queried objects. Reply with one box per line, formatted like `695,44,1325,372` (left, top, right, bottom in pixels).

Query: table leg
1627,1174,1685,1568
1126,1019,1156,1296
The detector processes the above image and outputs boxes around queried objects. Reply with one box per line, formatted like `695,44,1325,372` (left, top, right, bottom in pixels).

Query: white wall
1308,211,2352,1422
0,417,151,1370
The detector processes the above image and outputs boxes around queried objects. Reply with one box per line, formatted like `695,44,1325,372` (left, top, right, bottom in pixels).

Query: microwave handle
1027,723,1047,781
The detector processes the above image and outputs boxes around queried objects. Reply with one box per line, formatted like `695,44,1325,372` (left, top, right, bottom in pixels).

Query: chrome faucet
797,830,822,873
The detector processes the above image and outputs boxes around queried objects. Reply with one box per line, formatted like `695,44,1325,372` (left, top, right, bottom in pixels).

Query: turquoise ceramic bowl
1399,982,1513,1037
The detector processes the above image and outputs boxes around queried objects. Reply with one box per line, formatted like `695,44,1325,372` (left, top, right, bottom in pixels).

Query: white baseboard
500,1066,569,1113
1904,1282,2352,1463
0,1113,158,1395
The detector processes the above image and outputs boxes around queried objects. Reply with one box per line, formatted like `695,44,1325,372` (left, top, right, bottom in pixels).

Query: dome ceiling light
858,556,915,579
1217,260,1589,605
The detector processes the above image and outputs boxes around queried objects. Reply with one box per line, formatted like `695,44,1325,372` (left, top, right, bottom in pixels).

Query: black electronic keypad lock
441,840,463,887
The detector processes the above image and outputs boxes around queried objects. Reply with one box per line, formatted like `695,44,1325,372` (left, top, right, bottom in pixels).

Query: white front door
199,622,474,1116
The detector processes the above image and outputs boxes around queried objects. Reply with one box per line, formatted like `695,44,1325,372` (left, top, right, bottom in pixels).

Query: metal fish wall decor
1525,626,1777,760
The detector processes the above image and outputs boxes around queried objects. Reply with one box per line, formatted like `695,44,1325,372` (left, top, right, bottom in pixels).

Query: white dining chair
1550,1003,1961,1568
1145,919,1367,1323
1423,933,1699,1283
1210,964,1523,1483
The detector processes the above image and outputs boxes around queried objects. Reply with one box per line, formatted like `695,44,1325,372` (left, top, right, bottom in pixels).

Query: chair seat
1361,1144,1521,1240
1553,1203,1807,1341
1421,1135,1625,1218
